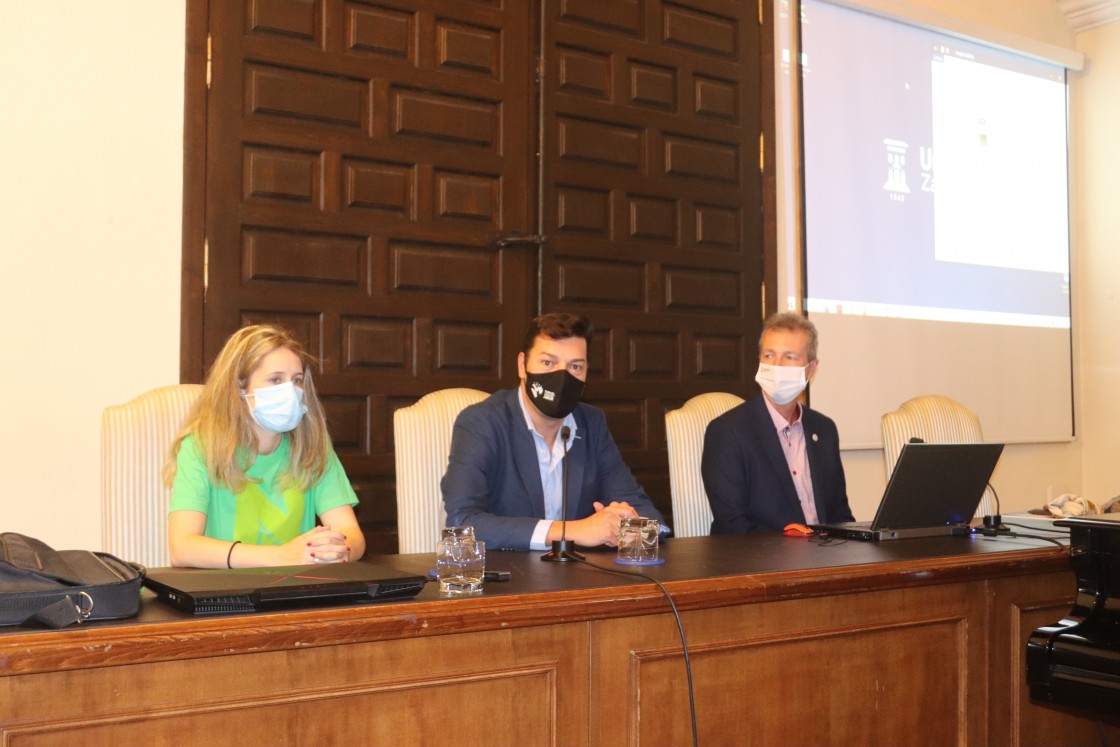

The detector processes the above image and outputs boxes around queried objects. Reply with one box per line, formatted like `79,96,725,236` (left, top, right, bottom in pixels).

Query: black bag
0,532,144,628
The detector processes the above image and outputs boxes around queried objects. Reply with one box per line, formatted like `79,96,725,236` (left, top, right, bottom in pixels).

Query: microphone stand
981,481,1010,534
542,425,584,562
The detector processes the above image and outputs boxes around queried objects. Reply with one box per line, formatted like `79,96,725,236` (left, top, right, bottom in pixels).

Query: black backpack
0,532,143,628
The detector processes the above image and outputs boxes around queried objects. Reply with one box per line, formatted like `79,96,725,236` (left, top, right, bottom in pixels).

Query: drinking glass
435,539,485,595
616,517,661,565
441,526,475,541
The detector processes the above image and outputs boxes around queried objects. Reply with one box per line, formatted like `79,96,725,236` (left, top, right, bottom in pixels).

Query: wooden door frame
761,1,779,320
180,0,209,385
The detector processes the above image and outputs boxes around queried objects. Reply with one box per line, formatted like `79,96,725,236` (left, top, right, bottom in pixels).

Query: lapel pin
812,433,819,442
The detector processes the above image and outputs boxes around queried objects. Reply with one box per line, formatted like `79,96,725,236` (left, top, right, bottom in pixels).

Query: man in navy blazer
442,313,663,551
702,312,853,534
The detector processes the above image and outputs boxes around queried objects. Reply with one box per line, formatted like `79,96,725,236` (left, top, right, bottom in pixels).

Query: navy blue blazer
441,388,663,550
701,394,853,534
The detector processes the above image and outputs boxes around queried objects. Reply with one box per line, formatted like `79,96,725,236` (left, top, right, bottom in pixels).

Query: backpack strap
23,592,94,628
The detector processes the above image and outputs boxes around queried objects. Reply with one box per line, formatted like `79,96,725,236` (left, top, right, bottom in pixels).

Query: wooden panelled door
185,0,766,550
540,1,764,509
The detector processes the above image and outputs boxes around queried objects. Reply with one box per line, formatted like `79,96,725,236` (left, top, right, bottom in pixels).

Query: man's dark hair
522,313,593,356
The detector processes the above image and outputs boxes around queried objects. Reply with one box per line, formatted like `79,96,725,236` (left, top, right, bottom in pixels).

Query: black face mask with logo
524,369,585,419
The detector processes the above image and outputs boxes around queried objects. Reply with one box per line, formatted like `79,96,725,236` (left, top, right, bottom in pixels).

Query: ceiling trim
1056,0,1120,32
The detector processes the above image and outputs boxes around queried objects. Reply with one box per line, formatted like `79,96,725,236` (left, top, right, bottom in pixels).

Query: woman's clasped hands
288,525,351,565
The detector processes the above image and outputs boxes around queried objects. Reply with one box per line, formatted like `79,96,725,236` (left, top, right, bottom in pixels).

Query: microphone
542,425,584,562
560,426,571,544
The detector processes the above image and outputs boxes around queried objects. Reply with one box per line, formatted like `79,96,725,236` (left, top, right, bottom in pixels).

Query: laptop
811,442,1004,541
144,560,427,615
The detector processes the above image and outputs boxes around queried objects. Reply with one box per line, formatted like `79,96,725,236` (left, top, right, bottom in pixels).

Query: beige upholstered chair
665,392,745,538
394,388,489,554
101,384,204,568
881,394,995,517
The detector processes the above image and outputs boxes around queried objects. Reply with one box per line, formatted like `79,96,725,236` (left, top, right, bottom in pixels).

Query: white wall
0,1,1112,548
1070,20,1120,506
0,3,185,548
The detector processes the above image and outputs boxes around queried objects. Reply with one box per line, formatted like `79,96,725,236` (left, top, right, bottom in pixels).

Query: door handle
491,232,547,248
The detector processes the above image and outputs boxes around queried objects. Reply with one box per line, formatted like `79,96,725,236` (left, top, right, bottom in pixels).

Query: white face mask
244,381,308,433
755,363,808,406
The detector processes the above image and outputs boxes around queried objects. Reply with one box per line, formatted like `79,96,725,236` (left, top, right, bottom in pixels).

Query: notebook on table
811,442,1004,541
144,560,427,615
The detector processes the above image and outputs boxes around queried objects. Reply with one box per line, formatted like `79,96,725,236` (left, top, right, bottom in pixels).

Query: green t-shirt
169,434,358,545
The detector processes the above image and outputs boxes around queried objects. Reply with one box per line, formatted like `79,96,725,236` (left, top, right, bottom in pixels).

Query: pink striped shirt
762,397,818,525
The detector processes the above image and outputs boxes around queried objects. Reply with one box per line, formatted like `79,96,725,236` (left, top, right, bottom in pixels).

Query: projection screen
797,0,1075,447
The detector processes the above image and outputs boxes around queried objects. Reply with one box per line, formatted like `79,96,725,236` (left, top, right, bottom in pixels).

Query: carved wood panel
540,0,764,520
191,0,766,548
201,0,535,550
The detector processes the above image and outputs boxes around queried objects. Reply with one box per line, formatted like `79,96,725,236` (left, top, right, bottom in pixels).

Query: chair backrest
101,384,204,568
881,394,995,517
394,388,489,554
665,392,745,538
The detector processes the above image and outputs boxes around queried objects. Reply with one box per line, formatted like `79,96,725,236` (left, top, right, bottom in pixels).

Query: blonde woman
166,325,366,568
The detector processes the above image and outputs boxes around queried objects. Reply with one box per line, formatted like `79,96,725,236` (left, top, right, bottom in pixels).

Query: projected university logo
882,138,910,201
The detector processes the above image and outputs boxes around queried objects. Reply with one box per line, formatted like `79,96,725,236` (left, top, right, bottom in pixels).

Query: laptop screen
872,442,1005,529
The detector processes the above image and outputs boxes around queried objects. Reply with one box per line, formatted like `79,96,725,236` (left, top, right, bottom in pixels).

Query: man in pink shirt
701,312,854,533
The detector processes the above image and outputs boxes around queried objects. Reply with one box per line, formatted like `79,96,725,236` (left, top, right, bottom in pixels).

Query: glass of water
441,526,475,541
616,517,661,565
435,538,485,595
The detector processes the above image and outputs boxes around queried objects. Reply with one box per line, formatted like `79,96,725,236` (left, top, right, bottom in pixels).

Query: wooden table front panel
591,580,988,747
988,570,1120,746
0,623,588,747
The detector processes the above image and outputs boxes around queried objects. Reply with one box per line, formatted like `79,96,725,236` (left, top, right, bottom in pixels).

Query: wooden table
1,530,1114,746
